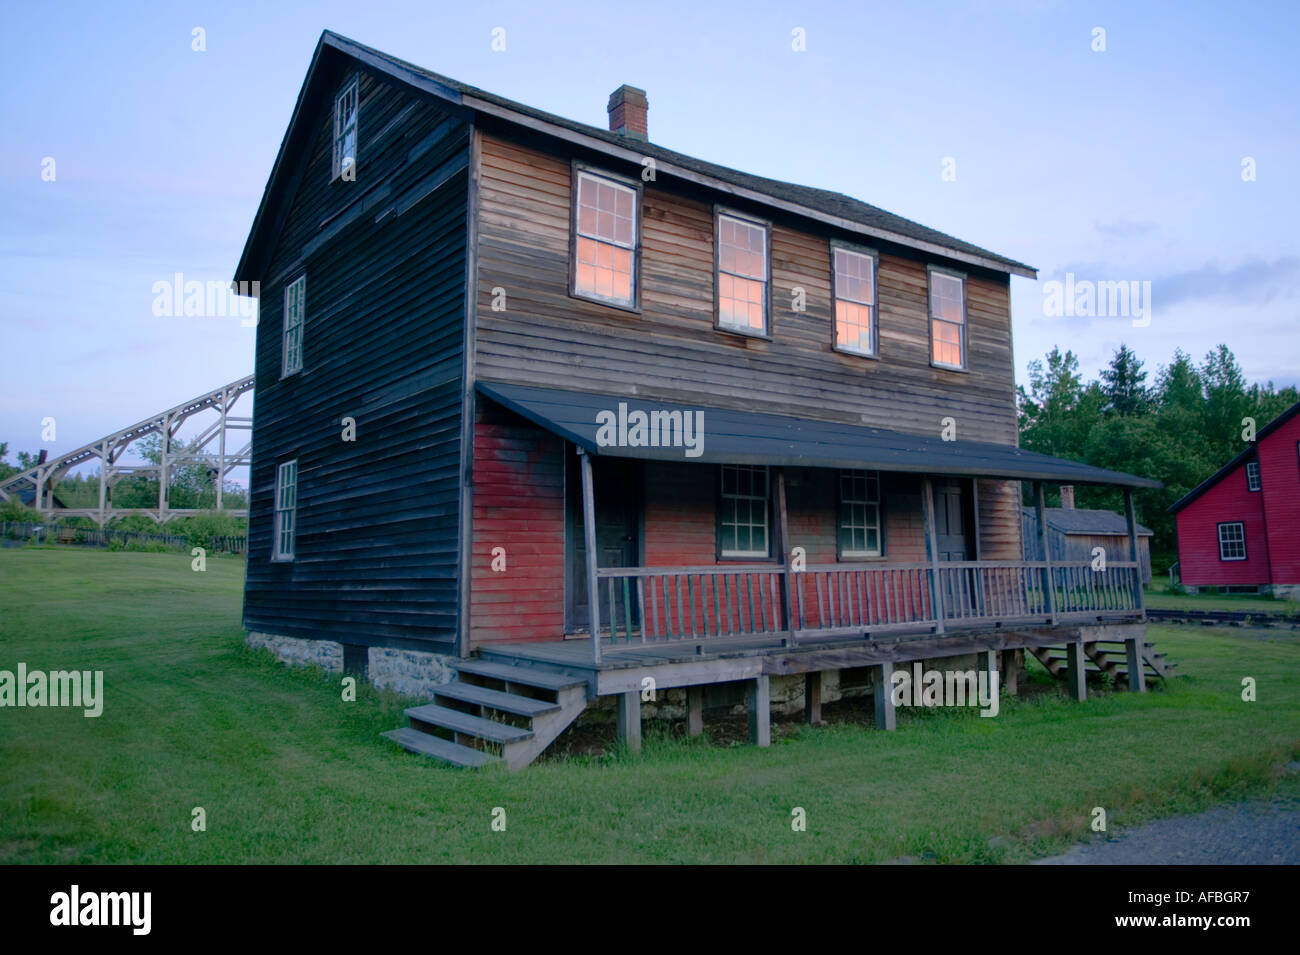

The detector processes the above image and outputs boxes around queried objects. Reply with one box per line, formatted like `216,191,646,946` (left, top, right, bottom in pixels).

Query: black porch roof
476,382,1163,489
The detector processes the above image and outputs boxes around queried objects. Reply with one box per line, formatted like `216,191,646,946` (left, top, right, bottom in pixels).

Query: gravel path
1035,791,1300,865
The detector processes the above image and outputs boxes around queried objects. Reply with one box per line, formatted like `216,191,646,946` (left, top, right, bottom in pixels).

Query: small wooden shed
1023,487,1154,583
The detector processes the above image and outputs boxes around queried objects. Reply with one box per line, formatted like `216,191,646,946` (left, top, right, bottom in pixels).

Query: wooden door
566,452,642,632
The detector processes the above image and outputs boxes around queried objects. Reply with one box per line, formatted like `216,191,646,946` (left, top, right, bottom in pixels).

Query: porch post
616,691,642,752
1000,649,1019,696
1124,488,1144,613
579,449,602,664
1065,640,1087,702
921,476,946,634
687,685,704,736
747,676,771,747
872,661,897,731
1125,636,1147,693
774,467,797,645
1034,481,1056,624
803,671,822,725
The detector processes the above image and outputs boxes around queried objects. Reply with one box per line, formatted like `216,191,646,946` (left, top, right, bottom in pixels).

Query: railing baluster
675,575,685,639
607,577,618,643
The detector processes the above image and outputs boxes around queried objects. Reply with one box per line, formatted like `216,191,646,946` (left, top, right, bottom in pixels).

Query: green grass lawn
1144,579,1300,614
2,547,1298,864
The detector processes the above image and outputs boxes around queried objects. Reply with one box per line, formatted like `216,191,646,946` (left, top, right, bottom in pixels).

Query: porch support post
579,449,602,664
747,676,771,747
872,661,897,731
687,685,704,736
921,476,946,634
1065,640,1087,702
804,671,822,725
1124,488,1144,613
980,649,998,692
1000,649,1019,696
774,467,797,645
1125,637,1147,693
1034,481,1056,624
616,691,642,752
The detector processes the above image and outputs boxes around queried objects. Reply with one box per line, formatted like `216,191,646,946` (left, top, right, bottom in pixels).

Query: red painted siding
469,403,565,646
1175,459,1269,587
1259,412,1300,585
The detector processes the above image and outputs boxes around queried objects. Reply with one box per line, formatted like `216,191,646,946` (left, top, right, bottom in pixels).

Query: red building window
1245,460,1261,492
1217,521,1246,561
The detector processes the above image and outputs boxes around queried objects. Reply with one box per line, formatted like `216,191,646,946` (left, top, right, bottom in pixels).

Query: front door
933,478,980,615
934,480,970,561
565,450,642,633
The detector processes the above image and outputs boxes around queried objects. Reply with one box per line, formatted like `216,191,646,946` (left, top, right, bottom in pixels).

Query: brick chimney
1059,485,1075,510
607,85,648,141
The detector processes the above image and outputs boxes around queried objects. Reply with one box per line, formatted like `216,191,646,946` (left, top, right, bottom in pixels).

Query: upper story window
282,275,305,377
572,169,638,308
716,212,769,335
838,470,882,558
1217,521,1246,561
719,464,770,558
928,267,967,369
1245,460,1261,491
833,245,878,357
332,77,359,180
273,459,298,561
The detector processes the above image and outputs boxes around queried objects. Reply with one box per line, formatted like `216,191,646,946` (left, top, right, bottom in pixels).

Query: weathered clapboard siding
469,402,565,645
472,132,1019,444
244,67,471,649
978,479,1024,560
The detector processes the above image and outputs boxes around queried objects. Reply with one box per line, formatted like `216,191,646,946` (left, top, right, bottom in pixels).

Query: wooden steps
380,727,500,768
383,658,589,770
1029,638,1177,686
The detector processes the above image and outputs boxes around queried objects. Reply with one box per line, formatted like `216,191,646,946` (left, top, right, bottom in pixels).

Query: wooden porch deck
478,615,1149,696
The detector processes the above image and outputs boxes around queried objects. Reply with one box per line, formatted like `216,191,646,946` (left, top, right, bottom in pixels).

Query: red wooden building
236,32,1169,769
1170,400,1300,597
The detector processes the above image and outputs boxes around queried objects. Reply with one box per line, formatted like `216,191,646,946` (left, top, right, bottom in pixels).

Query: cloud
1154,257,1300,308
1094,219,1158,239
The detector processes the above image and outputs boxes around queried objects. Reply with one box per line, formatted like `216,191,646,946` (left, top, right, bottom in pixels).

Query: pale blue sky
2,0,1297,466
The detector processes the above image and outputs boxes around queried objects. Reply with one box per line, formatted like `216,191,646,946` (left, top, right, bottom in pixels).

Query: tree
1099,343,1150,416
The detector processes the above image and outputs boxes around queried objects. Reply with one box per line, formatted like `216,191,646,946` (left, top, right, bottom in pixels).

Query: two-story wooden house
235,32,1165,769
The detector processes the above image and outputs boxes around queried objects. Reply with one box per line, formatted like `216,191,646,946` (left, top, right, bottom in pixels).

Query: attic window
1245,460,1261,492
332,77,359,180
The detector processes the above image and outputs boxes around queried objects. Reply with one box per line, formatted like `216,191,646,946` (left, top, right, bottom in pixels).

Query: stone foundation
246,632,456,697
1271,584,1300,600
367,646,456,697
247,631,343,672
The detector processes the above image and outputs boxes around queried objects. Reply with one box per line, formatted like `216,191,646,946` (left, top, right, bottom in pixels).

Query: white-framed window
838,470,882,557
928,267,966,369
573,169,637,307
1217,521,1246,561
833,246,878,356
1245,460,1261,492
716,213,768,335
332,77,359,180
719,464,769,558
273,460,298,561
282,275,305,377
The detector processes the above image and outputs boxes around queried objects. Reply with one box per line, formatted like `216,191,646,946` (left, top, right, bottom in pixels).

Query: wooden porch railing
591,559,1143,660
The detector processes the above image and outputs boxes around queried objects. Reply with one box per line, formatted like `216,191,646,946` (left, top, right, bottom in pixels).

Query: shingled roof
235,30,1037,284
1024,506,1153,537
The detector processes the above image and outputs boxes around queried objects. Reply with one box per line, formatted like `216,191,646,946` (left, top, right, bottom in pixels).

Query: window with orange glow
574,171,636,307
717,214,767,334
929,270,966,368
833,247,876,356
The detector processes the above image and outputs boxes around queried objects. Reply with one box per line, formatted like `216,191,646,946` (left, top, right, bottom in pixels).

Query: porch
384,383,1166,768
